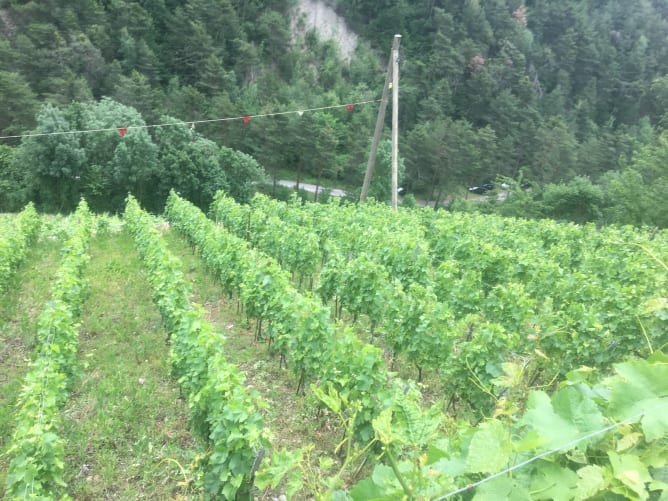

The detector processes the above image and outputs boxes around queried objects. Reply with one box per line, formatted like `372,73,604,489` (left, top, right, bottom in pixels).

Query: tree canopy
0,0,667,225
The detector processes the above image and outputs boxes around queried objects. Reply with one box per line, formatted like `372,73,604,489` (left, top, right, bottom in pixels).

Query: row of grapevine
241,205,668,500
211,194,522,412
317,253,525,413
123,195,268,500
165,190,390,441
249,194,431,286
0,203,41,294
421,213,668,400
242,200,668,500
424,210,664,303
4,200,93,500
240,194,668,408
255,194,667,343
210,192,322,287
215,195,468,409
213,194,426,334
166,191,668,498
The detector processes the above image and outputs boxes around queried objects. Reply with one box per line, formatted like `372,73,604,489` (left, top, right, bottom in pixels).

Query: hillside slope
1,1,668,226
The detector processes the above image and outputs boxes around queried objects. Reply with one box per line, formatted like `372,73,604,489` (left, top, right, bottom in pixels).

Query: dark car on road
468,183,494,195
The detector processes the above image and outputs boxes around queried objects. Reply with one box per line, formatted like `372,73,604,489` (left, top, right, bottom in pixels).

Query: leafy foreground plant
365,353,668,500
259,352,668,500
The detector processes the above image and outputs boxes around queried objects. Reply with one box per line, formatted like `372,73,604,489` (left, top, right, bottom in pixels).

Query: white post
360,35,401,202
391,34,401,211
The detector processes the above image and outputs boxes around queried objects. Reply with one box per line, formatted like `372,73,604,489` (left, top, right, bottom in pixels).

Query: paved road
274,180,509,205
276,179,348,197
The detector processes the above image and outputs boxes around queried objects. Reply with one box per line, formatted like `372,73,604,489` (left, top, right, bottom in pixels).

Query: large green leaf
520,385,605,452
471,476,530,501
529,461,577,501
551,385,605,438
520,391,581,450
350,477,394,501
466,420,511,474
608,358,668,441
609,451,652,500
575,464,609,500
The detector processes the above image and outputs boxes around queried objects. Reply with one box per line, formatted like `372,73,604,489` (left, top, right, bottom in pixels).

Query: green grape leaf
466,420,511,474
575,464,609,500
513,431,544,452
312,383,342,414
608,359,668,442
616,432,643,452
428,436,468,478
551,385,605,436
372,408,395,445
529,461,577,501
285,469,305,499
609,451,652,500
253,448,304,492
471,476,530,501
642,297,668,320
369,464,404,498
350,477,392,501
520,386,604,452
520,391,580,450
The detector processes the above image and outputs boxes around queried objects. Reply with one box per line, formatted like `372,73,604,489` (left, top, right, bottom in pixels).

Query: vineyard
0,194,667,500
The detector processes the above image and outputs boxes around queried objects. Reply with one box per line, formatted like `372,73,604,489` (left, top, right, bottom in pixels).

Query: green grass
60,229,201,500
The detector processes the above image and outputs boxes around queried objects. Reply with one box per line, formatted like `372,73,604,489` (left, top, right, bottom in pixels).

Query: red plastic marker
243,115,251,124
118,127,128,137
346,104,354,112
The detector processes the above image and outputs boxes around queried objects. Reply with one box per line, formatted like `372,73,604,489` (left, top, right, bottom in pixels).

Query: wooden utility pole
360,34,401,202
391,34,401,210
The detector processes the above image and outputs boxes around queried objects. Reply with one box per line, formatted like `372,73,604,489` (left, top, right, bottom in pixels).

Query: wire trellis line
433,399,668,500
0,99,381,141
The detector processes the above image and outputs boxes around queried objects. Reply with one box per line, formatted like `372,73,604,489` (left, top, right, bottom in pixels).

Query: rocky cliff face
292,0,358,62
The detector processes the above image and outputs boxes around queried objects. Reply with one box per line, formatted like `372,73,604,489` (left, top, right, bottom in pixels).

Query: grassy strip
61,227,200,500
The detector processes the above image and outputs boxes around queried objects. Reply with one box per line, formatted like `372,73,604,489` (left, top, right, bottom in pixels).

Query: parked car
468,183,494,195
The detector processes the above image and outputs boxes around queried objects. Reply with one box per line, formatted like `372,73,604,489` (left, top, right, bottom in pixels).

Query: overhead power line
0,99,380,141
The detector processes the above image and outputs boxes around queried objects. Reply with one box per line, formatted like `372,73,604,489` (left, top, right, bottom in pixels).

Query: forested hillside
0,0,667,225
